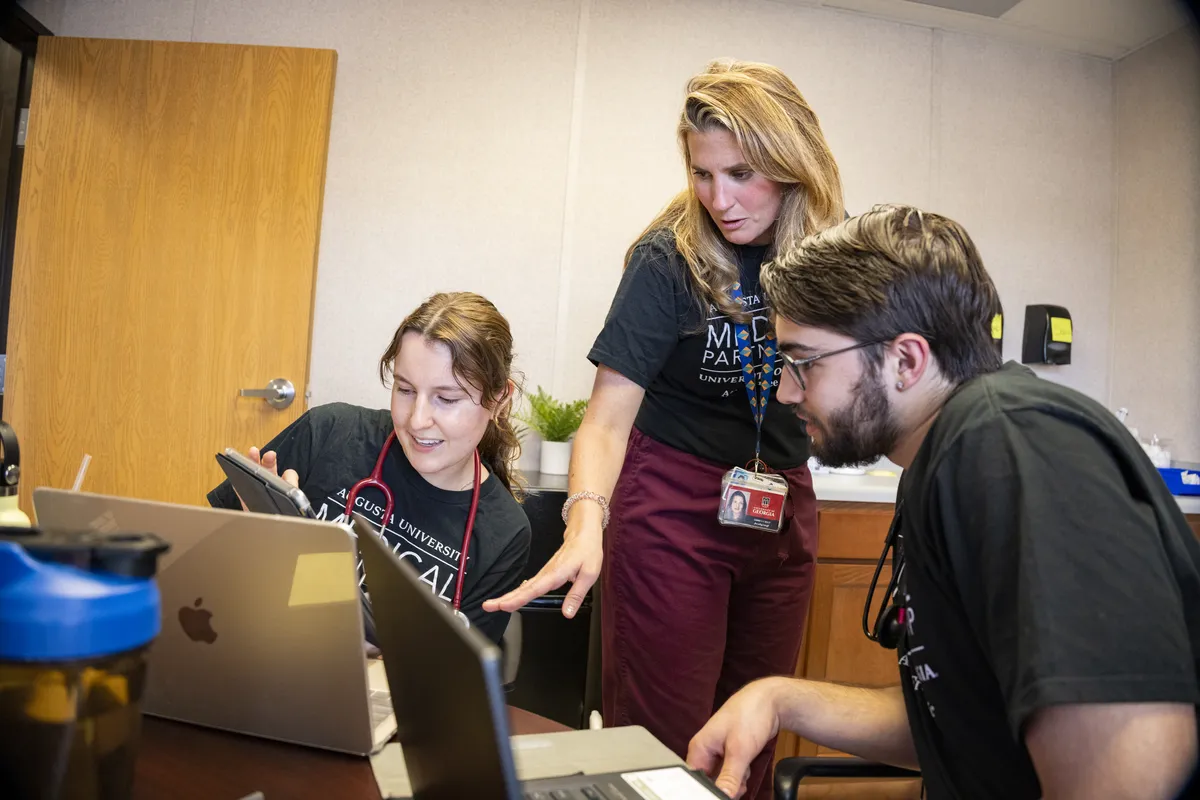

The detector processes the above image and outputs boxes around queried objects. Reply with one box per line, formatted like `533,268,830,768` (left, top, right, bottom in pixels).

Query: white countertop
810,467,1200,514
811,471,900,504
1176,495,1200,515
526,467,1199,513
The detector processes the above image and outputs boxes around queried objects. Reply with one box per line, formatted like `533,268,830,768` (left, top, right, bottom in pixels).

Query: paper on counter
622,766,719,799
511,726,683,780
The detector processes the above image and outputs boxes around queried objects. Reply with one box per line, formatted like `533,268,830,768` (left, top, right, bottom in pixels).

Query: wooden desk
134,706,570,800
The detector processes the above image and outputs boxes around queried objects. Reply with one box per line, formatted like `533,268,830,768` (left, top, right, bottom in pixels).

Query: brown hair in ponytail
378,292,524,499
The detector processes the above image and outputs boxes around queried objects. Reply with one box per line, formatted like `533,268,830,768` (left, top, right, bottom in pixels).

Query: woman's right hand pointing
487,365,643,619
483,513,604,619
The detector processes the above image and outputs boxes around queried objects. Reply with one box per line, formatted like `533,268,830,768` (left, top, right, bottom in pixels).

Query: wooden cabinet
774,502,921,798
795,563,898,757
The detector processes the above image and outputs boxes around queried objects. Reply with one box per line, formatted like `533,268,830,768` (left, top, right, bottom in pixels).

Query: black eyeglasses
779,339,889,392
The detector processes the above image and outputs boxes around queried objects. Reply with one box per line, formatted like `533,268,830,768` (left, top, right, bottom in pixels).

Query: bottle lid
0,540,162,661
0,527,170,579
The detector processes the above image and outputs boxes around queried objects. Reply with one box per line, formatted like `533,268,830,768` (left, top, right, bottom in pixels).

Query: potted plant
517,386,588,475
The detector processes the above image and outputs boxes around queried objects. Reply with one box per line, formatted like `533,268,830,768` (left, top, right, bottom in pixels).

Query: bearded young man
687,204,1200,800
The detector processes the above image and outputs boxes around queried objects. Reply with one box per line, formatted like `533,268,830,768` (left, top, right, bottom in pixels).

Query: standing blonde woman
487,60,843,798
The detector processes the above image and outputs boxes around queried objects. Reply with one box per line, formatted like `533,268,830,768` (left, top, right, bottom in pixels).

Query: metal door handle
239,378,295,409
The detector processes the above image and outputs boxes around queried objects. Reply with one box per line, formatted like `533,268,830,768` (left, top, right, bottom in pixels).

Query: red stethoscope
346,430,481,612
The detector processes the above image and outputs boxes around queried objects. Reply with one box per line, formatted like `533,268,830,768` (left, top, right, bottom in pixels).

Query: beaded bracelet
561,491,611,530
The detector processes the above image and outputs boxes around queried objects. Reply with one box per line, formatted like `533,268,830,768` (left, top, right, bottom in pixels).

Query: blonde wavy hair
627,58,844,321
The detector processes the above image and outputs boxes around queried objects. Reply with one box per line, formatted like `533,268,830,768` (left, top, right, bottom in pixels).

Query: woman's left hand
248,446,300,488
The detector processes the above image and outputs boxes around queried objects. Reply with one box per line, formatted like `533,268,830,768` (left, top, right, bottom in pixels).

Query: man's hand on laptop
232,448,301,511
686,678,784,799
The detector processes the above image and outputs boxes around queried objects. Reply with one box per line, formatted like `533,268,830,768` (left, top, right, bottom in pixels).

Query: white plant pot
539,440,572,475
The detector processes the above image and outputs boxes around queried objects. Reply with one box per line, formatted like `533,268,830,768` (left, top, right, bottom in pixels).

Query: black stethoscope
863,501,906,650
347,430,482,613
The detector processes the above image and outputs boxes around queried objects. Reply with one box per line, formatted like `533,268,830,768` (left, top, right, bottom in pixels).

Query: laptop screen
353,514,521,800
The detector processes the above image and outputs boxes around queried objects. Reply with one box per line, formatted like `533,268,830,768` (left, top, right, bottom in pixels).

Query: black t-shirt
894,361,1200,799
207,403,532,645
587,232,810,469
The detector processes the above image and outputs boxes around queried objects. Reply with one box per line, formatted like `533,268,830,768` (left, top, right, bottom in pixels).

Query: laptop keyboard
523,788,609,800
369,689,393,729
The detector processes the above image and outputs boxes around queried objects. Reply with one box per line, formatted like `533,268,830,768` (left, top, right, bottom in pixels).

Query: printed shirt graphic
587,232,810,469
317,477,466,601
896,585,939,717
893,362,1200,800
207,403,531,645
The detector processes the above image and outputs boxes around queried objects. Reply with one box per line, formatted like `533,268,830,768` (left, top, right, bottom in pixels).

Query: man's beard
805,367,901,468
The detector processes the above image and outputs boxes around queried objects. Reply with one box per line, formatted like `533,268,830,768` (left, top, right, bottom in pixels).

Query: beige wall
560,2,1115,404
16,0,63,31
1113,25,1200,462
23,0,1121,464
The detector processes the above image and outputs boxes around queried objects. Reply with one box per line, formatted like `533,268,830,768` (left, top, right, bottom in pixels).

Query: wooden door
5,37,336,511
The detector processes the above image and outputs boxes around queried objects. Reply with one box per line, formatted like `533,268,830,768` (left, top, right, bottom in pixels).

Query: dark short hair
761,204,1002,383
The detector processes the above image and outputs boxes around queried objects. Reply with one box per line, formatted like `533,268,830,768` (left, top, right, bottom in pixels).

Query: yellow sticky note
1050,317,1072,344
991,314,1003,340
288,552,357,607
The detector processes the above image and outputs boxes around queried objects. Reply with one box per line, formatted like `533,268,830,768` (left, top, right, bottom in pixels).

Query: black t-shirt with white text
587,232,810,469
894,362,1200,799
208,403,531,645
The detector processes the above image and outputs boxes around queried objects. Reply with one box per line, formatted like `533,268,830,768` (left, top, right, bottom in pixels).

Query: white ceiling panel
774,0,1193,59
908,0,1021,17
1002,0,1191,53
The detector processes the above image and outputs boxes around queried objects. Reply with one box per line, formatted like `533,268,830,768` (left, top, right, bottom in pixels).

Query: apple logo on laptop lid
178,597,218,644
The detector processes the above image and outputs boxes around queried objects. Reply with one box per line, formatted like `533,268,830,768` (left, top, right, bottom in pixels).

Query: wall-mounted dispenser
1021,304,1072,365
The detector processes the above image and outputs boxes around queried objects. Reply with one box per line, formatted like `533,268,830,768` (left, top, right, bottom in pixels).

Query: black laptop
353,514,727,800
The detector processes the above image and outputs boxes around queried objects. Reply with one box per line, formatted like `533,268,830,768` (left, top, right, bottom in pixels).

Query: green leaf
515,386,588,442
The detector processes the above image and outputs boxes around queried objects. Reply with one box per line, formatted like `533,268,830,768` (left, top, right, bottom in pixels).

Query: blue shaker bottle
0,527,170,800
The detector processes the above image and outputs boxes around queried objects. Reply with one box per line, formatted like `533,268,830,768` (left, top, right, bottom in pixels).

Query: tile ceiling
779,0,1194,59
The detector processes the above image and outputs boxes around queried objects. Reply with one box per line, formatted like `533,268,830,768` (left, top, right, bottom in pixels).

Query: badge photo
718,473,788,532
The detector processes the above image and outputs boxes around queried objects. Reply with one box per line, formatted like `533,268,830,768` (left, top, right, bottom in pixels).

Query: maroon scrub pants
601,427,819,800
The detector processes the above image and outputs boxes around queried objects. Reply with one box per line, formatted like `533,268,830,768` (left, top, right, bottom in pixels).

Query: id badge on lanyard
717,281,789,533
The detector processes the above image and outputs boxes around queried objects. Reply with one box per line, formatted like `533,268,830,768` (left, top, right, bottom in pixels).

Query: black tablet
215,448,316,519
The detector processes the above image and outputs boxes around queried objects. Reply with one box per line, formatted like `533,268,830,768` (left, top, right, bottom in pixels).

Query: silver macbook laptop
353,514,725,799
33,488,397,755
